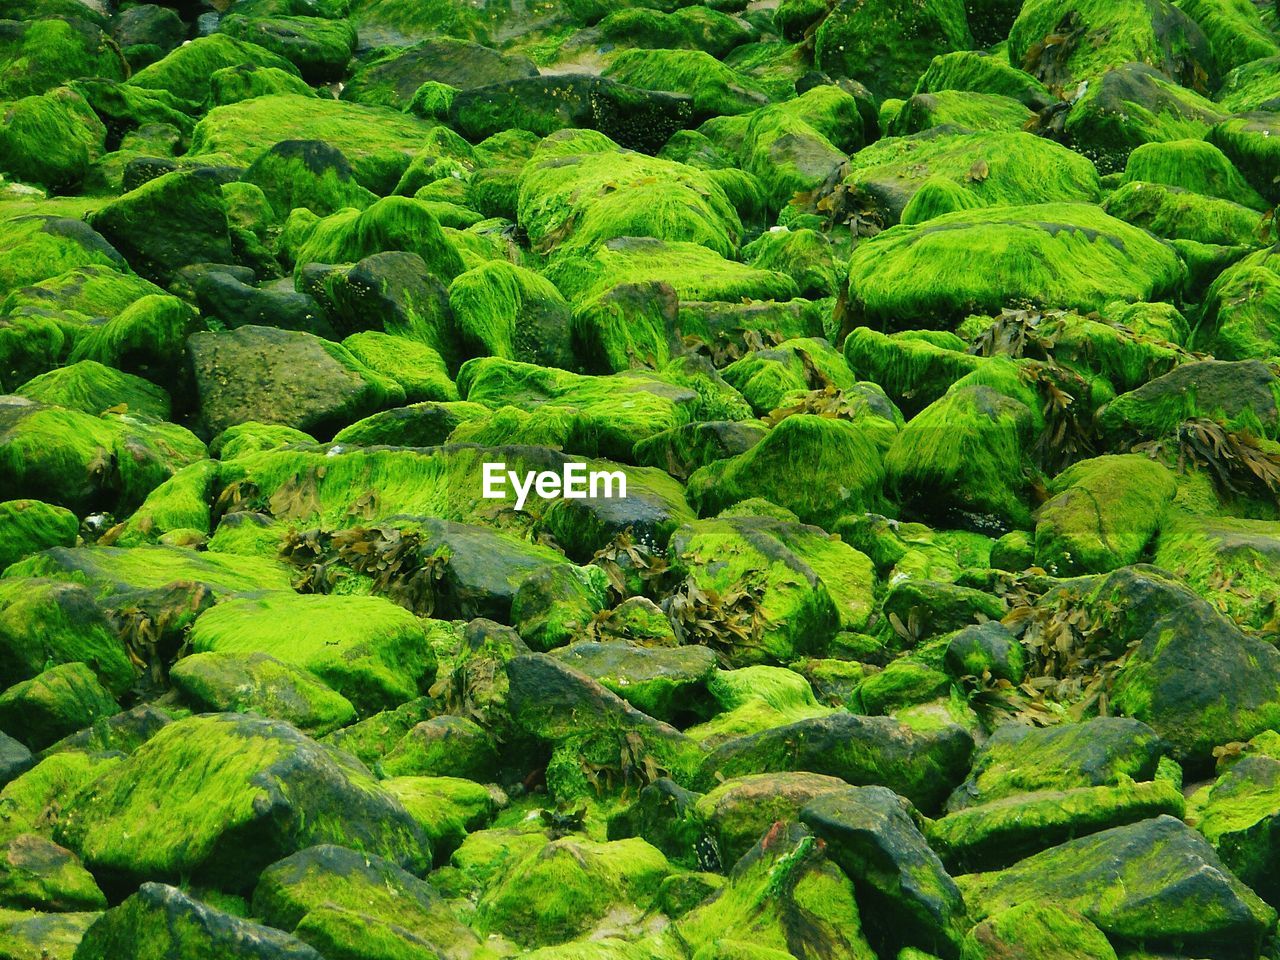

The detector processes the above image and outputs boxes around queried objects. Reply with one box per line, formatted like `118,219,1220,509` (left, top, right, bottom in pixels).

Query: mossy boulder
930,778,1185,872
0,398,205,515
1007,0,1212,90
477,835,671,948
190,95,435,195
187,325,404,440
1208,111,1280,205
448,75,694,153
0,500,78,572
68,294,201,392
890,90,1035,136
676,821,877,959
448,261,574,369
170,651,357,737
242,140,377,219
844,132,1102,228
340,331,457,404
1192,751,1280,907
380,715,498,780
668,516,876,662
913,51,1055,109
692,772,847,866
960,902,1117,960
815,0,973,99
0,18,125,100
1033,454,1178,576
1197,245,1280,361
1120,138,1268,209
343,38,536,109
687,414,894,528
517,138,742,259
16,360,170,421
0,87,106,192
218,15,356,84
718,337,861,414
843,203,1185,330
634,419,768,482
126,34,298,105
0,577,133,697
189,593,435,714
699,711,972,814
253,843,481,959
75,881,320,959
0,831,105,912
1098,359,1280,441
603,48,767,120
1102,179,1263,246
1153,514,1280,633
0,662,118,752
957,816,1274,959
57,713,431,894
1061,63,1226,174
549,642,717,723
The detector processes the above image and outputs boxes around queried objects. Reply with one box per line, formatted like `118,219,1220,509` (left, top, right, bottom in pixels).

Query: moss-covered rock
891,90,1035,136
0,662,118,752
914,51,1055,109
16,360,169,420
0,500,77,572
1034,454,1177,576
843,203,1185,330
340,331,457,404
550,642,717,722
0,397,205,515
478,835,671,948
1103,179,1263,246
75,881,321,959
960,902,1117,960
57,713,431,893
1098,359,1280,441
1197,244,1280,361
189,593,435,714
253,843,480,958
518,137,742,259
170,651,356,737
189,95,435,195
0,831,105,912
188,325,404,440
1008,0,1212,91
0,86,106,192
1120,138,1269,209
815,0,972,99
1191,751,1280,907
603,48,767,120
0,905,100,958
843,132,1102,228
242,140,376,220
448,261,574,369
0,215,128,303
957,816,1274,958
127,34,298,105
0,18,125,101
1207,111,1280,205
218,15,356,84
687,414,894,528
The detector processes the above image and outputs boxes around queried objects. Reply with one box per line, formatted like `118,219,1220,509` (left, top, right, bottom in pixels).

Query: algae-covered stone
957,816,1275,959
841,131,1100,226
509,565,608,651
944,622,1025,683
1120,138,1268,209
0,662,118,752
340,331,457,405
0,500,78,572
67,294,201,392
843,203,1186,330
57,713,431,893
549,642,717,723
603,49,768,120
189,593,435,714
960,902,1118,960
0,87,106,193
0,907,100,959
1102,179,1263,246
1061,63,1227,174
86,171,234,285
188,325,403,440
815,0,972,99
1193,752,1280,906
1098,359,1280,440
667,516,876,663
0,578,133,696
477,835,671,948
693,772,847,866
170,651,357,737
320,696,435,768
802,785,967,957
929,778,1185,872
381,775,494,862
218,15,356,84
946,716,1165,811
676,821,877,960
242,140,377,219
380,715,498,780
0,750,122,846
699,712,972,814
1034,454,1178,576
448,261,574,369
517,138,742,258
75,882,321,960
0,832,105,911
252,844,480,960
687,414,893,528
16,360,169,421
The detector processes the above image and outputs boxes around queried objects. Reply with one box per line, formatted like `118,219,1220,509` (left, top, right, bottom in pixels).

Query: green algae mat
2,0,1280,957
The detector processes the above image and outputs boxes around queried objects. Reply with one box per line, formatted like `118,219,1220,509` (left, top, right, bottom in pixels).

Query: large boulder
56,713,431,894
